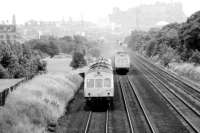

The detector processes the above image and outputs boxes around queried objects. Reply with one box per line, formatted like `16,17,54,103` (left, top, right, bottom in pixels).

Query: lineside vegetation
125,11,200,82
125,11,200,66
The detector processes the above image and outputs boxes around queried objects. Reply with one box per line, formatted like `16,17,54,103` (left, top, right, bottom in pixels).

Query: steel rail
118,76,135,133
138,54,200,94
84,108,109,133
105,109,109,133
136,56,200,113
127,76,159,133
136,55,200,103
142,63,200,116
137,61,200,133
84,111,92,133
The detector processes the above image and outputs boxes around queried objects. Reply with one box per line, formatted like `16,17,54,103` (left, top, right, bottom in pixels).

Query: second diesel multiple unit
84,58,114,105
114,51,130,73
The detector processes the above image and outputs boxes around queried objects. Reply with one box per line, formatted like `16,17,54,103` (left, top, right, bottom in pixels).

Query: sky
0,0,200,24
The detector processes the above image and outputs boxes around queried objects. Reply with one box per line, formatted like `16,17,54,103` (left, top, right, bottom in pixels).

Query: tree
61,36,73,42
32,40,59,57
73,35,87,44
48,41,59,57
178,11,200,61
125,31,148,51
160,47,175,67
70,52,86,69
0,44,22,78
0,41,46,78
189,50,200,65
145,39,157,57
37,60,47,72
0,64,9,78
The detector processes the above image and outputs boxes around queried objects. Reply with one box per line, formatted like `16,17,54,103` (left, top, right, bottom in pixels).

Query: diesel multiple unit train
84,58,114,105
84,50,130,106
114,51,130,74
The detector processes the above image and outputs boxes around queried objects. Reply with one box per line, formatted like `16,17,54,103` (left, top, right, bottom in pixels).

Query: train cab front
84,78,114,108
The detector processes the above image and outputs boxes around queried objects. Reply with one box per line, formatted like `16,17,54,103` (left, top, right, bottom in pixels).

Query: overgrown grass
169,63,200,83
0,73,82,133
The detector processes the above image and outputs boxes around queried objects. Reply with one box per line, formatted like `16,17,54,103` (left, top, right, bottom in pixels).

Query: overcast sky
0,0,199,24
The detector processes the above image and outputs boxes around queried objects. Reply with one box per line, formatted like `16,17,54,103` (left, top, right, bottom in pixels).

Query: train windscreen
87,79,94,88
95,79,103,88
104,78,111,87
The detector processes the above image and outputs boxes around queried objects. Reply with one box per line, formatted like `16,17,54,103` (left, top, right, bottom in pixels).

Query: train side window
95,79,103,88
87,79,94,88
104,78,111,87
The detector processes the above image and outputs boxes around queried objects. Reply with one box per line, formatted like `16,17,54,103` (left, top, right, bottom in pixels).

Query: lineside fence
0,71,46,106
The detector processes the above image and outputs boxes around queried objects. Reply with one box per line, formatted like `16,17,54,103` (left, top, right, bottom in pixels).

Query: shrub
32,41,59,57
0,64,9,78
145,39,156,57
189,50,200,65
38,60,47,72
161,48,174,67
70,52,86,69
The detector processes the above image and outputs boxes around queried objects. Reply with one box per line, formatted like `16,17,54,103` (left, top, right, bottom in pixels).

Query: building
0,15,16,44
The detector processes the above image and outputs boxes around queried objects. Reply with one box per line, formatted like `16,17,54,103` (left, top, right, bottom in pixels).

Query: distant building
0,15,16,44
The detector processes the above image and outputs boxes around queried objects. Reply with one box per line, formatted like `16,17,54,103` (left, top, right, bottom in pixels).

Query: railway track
58,74,141,133
84,111,92,133
118,75,158,133
134,55,200,132
136,56,200,114
83,109,110,133
141,55,200,91
117,76,135,133
138,55,200,102
107,76,136,133
57,54,199,132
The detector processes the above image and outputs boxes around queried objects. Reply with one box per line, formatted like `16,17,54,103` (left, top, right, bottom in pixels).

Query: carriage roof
87,57,112,73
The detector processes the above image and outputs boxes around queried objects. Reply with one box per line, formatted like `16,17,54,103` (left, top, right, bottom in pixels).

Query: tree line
25,35,100,69
125,10,200,66
0,41,46,78
0,34,101,78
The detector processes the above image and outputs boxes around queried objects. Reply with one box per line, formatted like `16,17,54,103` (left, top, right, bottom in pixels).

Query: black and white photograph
0,0,200,132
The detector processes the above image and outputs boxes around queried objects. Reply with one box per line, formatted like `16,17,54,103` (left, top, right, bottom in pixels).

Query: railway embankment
142,54,200,88
0,78,24,106
0,72,47,107
168,63,200,85
0,56,84,133
0,73,82,133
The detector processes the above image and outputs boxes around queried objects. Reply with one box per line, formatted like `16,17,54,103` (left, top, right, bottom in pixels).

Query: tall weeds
0,73,82,133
